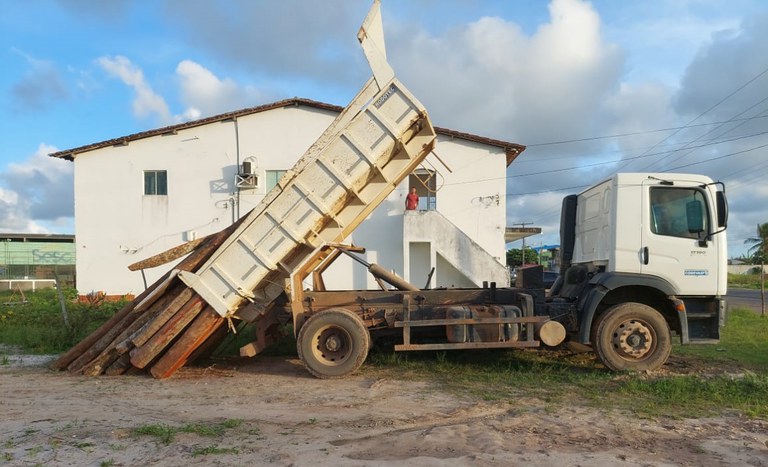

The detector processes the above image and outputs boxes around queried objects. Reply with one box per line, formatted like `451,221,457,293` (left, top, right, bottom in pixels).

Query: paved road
727,288,766,313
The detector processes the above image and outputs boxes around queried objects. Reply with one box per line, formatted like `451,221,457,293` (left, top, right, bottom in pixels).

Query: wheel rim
311,325,351,366
611,319,655,360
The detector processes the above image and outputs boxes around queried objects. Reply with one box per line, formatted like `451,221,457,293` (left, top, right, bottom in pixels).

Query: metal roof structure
504,227,542,244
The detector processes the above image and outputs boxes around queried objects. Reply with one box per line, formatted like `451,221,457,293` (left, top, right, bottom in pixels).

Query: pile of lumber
51,223,243,378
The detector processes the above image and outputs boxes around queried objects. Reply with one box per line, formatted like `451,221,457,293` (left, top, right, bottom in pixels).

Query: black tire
589,309,607,348
593,302,671,371
297,308,370,379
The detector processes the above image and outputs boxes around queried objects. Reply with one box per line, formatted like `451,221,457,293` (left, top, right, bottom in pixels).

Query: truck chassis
269,245,565,378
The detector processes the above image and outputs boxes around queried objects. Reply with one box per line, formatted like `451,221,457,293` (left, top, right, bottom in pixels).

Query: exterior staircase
403,210,509,288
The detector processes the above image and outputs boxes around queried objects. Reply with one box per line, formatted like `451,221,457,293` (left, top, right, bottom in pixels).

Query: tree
744,222,768,316
506,248,539,267
745,223,768,264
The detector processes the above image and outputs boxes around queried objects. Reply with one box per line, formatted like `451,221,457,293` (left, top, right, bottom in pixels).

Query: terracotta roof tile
49,97,525,165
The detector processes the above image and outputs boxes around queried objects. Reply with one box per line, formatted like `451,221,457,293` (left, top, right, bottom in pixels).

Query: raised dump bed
178,79,436,319
52,0,437,378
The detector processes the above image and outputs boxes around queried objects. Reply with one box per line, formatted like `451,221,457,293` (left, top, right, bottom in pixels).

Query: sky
1,0,767,259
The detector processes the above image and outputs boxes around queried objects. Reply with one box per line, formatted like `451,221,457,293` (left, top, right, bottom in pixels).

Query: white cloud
97,55,173,124
98,56,269,125
385,0,630,249
176,60,264,117
391,0,623,146
385,0,768,256
66,1,768,258
164,0,366,86
0,144,74,234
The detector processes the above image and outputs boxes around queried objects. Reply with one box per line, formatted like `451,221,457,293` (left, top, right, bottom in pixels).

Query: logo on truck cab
684,269,709,276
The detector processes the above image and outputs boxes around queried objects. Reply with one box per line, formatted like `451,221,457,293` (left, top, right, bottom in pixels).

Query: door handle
642,247,649,265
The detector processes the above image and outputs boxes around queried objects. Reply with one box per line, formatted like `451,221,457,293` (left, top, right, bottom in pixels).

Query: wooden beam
49,271,169,370
149,307,225,379
79,282,190,375
128,238,206,271
129,295,205,369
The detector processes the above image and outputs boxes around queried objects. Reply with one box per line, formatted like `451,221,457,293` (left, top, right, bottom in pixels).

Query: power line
663,142,768,172
524,114,768,147
647,99,768,172
443,130,768,187
613,64,768,173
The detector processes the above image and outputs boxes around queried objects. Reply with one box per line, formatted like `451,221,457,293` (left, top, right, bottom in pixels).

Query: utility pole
513,222,534,265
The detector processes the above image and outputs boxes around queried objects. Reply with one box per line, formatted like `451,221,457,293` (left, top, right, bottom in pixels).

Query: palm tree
745,222,768,316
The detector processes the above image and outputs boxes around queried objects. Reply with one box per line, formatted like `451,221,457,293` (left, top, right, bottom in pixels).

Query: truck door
640,180,719,295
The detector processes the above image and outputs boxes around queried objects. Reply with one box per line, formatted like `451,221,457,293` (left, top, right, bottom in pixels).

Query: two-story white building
50,98,525,297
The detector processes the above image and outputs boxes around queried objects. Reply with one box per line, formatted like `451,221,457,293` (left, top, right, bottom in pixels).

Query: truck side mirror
686,200,704,234
716,191,728,228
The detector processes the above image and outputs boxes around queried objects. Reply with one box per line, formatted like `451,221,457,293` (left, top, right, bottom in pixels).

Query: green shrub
728,272,767,289
0,288,127,354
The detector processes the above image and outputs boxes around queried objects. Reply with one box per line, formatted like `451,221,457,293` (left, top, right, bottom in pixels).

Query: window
265,170,287,192
650,187,708,239
144,170,167,195
408,170,437,211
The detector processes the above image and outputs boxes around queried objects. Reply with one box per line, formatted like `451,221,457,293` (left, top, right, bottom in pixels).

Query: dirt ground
1,352,766,467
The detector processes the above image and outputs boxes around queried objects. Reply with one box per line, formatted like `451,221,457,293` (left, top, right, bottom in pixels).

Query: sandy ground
1,352,767,467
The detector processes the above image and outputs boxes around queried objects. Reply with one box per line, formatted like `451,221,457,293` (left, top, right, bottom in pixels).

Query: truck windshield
650,187,709,239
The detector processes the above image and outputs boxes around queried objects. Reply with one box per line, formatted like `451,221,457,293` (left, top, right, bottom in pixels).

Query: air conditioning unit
236,171,259,189
237,157,259,189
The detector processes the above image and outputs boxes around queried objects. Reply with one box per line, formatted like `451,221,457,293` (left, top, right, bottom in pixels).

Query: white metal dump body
177,1,437,318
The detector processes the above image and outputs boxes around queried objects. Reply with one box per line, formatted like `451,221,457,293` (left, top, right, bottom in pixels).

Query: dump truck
54,1,728,379
278,172,728,378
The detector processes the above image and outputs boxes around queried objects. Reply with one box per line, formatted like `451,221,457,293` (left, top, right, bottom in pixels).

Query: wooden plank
126,213,244,273
67,229,224,376
129,295,205,369
79,283,190,375
80,348,119,376
103,353,133,376
57,196,247,376
49,271,168,370
67,304,145,373
149,307,225,379
128,238,207,271
185,322,230,364
122,288,195,351
51,300,136,371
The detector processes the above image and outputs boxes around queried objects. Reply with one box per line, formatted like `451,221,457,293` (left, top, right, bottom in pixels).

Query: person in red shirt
405,187,419,210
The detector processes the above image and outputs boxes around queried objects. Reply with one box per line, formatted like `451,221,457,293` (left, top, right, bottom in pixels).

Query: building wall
0,236,75,286
72,105,508,295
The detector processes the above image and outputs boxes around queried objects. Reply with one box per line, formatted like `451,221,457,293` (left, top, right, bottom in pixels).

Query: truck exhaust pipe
337,247,419,291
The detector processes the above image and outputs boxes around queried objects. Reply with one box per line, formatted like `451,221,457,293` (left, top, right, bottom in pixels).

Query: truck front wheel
297,308,370,379
593,302,671,371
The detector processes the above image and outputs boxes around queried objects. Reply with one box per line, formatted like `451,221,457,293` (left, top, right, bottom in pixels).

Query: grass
728,272,767,290
2,287,765,420
191,445,240,457
616,372,768,418
674,307,768,368
0,288,127,354
131,419,244,445
365,307,768,419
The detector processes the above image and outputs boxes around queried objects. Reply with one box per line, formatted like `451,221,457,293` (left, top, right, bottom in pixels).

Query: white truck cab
553,173,728,370
574,173,727,295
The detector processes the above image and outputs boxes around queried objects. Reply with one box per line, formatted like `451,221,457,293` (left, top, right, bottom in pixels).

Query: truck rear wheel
297,308,370,379
593,302,671,371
